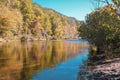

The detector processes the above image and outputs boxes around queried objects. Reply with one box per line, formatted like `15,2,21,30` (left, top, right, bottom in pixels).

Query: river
0,39,89,80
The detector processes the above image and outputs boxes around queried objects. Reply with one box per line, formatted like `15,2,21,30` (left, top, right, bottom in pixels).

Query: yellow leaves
2,31,13,38
0,6,23,30
0,5,23,38
83,3,120,48
112,0,120,6
0,6,12,29
0,0,79,39
92,45,97,52
90,5,117,18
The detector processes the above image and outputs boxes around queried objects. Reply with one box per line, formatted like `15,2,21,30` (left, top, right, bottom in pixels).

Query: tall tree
79,5,120,52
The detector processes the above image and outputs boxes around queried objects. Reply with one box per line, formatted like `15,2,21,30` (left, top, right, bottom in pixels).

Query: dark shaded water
0,40,89,80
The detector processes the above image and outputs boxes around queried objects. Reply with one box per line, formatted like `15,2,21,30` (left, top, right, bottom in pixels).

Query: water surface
0,40,89,80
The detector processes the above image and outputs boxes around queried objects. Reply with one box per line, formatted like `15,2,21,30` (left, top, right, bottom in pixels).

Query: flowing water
0,40,89,80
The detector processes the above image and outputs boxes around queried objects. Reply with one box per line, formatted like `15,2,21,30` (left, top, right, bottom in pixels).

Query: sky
32,0,108,20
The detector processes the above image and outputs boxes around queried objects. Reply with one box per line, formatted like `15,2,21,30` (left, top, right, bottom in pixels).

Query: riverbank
0,37,80,43
88,58,120,80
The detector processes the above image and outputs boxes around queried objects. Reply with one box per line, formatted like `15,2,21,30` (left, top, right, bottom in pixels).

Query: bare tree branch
105,0,110,5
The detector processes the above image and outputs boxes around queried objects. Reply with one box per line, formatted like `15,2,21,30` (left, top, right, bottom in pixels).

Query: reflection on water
0,40,89,80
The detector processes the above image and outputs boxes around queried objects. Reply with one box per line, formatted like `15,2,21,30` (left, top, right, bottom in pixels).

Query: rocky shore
88,58,120,80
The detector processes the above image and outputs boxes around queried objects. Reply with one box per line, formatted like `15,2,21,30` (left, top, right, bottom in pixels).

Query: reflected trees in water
0,41,88,80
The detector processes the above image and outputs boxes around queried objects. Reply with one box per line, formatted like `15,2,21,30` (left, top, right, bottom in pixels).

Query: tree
0,0,79,40
0,5,23,38
42,14,52,35
79,5,120,52
93,0,120,16
20,0,34,33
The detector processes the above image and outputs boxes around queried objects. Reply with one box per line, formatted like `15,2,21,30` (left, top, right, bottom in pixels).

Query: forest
0,0,80,42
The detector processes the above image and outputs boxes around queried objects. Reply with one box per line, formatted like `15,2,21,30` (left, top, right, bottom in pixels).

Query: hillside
0,0,80,42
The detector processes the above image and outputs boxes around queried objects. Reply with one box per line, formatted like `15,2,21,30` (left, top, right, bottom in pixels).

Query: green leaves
79,5,120,51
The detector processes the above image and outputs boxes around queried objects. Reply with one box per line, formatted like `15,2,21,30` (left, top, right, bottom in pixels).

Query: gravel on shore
88,58,120,80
